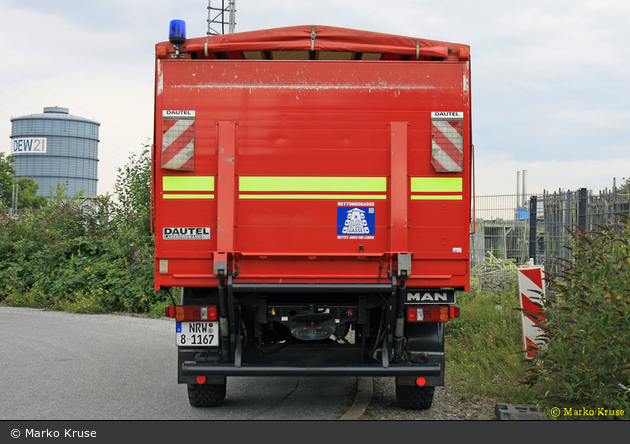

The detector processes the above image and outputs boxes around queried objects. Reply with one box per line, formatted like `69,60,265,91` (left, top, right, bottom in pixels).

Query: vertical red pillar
214,121,237,275
389,122,409,254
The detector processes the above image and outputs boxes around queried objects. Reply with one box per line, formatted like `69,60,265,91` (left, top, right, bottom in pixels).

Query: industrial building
10,107,99,197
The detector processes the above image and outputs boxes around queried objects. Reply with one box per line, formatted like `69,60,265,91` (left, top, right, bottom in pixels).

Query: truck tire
395,382,435,410
187,382,226,407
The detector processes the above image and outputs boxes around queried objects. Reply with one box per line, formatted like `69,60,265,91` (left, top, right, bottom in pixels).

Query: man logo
407,292,451,302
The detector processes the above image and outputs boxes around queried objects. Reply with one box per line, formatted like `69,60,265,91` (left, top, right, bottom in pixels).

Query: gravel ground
360,376,499,420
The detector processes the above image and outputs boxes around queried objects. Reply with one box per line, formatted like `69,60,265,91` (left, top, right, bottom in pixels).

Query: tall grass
446,283,540,405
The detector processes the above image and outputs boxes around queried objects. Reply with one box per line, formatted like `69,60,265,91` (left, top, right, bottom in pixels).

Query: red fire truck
154,22,473,410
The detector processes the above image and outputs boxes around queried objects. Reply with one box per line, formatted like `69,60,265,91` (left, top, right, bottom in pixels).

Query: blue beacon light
169,20,186,45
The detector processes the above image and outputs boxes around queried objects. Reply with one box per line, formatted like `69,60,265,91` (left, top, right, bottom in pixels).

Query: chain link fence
472,188,630,276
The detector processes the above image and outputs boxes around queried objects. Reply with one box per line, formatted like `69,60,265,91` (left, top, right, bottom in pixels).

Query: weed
523,219,630,418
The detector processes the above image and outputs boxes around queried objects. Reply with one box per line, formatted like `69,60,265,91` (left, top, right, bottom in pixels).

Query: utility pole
11,183,18,216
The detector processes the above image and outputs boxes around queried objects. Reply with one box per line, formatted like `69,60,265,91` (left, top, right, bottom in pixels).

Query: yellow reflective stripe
411,195,462,200
163,176,214,192
163,194,214,199
239,176,386,192
411,177,462,193
240,194,387,200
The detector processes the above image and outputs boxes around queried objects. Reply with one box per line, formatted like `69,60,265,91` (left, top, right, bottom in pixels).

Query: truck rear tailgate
154,58,471,290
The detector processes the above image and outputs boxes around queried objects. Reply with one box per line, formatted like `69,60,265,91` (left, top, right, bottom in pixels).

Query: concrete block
495,403,541,420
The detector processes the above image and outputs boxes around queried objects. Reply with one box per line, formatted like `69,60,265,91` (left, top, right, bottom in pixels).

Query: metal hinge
311,27,316,51
398,253,412,277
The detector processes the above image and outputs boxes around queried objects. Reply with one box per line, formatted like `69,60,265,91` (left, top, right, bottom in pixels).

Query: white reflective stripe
433,120,463,148
432,120,463,172
162,120,194,148
162,139,194,169
431,145,462,172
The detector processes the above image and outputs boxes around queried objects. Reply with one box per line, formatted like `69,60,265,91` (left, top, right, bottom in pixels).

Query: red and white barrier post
517,260,546,359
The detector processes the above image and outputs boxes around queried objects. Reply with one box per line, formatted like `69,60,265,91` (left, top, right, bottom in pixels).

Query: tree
0,152,14,208
0,152,47,210
16,177,48,209
114,145,152,235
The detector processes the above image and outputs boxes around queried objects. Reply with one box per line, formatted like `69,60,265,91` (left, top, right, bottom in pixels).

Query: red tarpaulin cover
163,25,469,60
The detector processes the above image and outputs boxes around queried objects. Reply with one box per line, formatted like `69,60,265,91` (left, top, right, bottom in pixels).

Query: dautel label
163,227,210,240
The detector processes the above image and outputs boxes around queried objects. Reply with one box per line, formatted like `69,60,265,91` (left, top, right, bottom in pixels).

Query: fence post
579,188,588,231
529,195,537,262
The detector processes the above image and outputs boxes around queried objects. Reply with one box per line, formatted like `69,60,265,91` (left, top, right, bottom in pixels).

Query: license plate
176,322,219,347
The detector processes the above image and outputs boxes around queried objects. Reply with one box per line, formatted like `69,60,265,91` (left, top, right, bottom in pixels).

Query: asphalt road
0,306,355,420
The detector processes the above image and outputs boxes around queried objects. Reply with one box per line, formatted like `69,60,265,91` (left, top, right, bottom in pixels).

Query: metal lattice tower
207,0,236,35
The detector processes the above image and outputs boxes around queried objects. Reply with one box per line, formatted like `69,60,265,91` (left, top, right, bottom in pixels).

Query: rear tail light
196,376,207,385
449,306,460,319
165,306,218,322
406,306,460,323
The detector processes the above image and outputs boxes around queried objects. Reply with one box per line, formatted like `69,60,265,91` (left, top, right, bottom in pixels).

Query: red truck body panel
153,26,472,292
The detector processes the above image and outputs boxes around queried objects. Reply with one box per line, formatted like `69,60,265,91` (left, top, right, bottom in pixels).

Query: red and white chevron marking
431,120,463,172
162,118,195,171
517,263,546,359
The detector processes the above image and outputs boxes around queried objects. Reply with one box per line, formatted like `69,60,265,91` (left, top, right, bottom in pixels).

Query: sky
2,0,630,199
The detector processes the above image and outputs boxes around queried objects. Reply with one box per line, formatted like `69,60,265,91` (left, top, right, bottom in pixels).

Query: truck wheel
187,382,226,407
395,381,435,410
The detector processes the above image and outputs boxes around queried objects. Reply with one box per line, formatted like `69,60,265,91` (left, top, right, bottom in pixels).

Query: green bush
0,200,165,314
0,149,170,315
525,219,630,418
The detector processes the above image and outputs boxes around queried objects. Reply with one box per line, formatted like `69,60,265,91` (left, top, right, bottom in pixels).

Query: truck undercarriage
174,275,451,409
